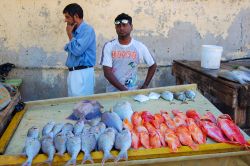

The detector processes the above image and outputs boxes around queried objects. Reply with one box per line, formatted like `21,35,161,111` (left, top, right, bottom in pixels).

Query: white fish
133,94,149,102
54,132,67,156
73,120,84,136
113,101,133,122
218,69,250,84
161,91,174,101
148,92,161,100
65,135,81,166
41,133,55,165
42,121,55,136
98,128,116,166
184,90,196,101
81,132,97,164
52,123,64,137
114,129,132,162
22,137,41,166
27,126,39,139
101,111,123,132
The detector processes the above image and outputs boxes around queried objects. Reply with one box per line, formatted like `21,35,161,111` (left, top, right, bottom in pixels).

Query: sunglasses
114,19,129,25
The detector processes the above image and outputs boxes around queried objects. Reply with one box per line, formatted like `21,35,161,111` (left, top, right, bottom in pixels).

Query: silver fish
148,92,161,100
174,92,187,103
73,120,85,136
54,132,67,156
61,123,74,134
218,69,250,84
27,126,39,139
133,94,149,102
114,129,132,162
41,133,55,165
113,101,133,122
52,123,64,137
101,111,123,132
89,122,106,140
184,90,196,101
161,91,174,102
42,121,55,136
82,123,92,134
22,137,41,166
98,128,116,165
81,132,97,164
85,117,101,126
65,135,81,166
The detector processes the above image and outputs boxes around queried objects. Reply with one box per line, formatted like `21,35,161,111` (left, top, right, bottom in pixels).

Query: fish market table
172,60,250,130
0,84,249,166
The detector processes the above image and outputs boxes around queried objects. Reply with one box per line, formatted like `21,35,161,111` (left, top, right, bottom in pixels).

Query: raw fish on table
113,101,133,122
67,100,103,121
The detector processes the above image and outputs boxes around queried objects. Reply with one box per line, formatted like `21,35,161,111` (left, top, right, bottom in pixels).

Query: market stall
0,84,249,166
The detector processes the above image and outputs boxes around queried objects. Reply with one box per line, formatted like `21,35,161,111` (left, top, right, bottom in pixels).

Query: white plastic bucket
201,45,223,69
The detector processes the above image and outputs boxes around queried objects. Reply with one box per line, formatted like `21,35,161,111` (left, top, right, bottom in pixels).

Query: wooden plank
0,107,26,154
0,141,249,165
0,91,21,136
172,62,238,107
25,84,197,108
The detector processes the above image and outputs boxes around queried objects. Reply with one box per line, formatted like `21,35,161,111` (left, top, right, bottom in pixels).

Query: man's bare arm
140,63,157,89
103,66,128,91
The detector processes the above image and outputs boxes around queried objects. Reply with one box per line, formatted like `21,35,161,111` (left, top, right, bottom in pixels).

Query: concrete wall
1,0,250,101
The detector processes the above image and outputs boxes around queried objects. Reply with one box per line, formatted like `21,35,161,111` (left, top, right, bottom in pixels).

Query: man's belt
68,66,93,71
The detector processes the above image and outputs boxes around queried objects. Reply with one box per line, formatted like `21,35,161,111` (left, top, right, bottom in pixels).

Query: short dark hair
63,3,84,18
115,13,132,25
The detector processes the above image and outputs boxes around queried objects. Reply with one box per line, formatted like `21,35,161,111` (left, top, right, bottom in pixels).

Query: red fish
217,114,250,148
175,126,199,151
151,113,165,129
200,119,230,143
143,121,156,133
123,118,133,131
202,111,217,124
132,112,142,127
173,116,187,127
131,130,140,149
186,118,206,144
165,129,181,152
141,111,155,123
186,109,201,123
172,110,187,119
135,125,151,149
149,131,162,148
161,111,176,130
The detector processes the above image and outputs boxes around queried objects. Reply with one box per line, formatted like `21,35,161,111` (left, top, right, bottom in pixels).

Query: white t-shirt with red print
100,38,155,92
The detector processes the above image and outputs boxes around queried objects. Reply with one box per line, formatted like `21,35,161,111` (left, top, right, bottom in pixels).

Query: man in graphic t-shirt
100,13,157,92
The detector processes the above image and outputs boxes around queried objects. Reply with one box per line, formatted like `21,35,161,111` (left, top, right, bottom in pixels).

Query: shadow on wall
8,66,175,101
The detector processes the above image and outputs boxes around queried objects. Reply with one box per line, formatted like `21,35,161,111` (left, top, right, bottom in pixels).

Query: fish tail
65,158,76,166
45,159,52,166
114,150,128,163
102,152,114,166
190,143,199,151
55,152,64,156
82,153,94,164
22,159,31,166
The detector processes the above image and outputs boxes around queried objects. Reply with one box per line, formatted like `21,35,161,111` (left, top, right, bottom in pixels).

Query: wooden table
0,84,249,165
172,60,250,129
0,79,22,136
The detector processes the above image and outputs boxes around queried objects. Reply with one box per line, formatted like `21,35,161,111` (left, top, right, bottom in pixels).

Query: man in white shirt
100,13,157,92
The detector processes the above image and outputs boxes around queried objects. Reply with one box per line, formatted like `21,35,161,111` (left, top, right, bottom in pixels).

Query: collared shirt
64,22,96,68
